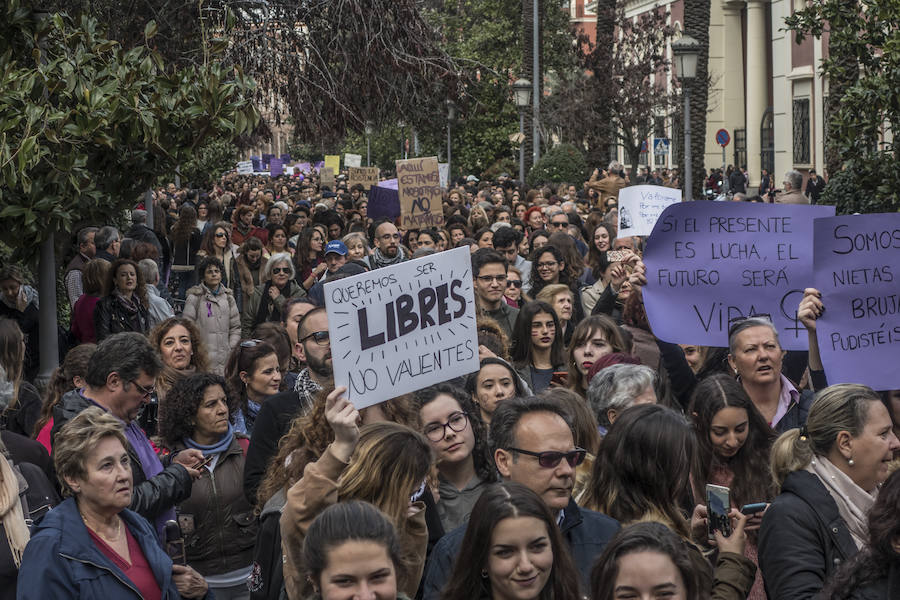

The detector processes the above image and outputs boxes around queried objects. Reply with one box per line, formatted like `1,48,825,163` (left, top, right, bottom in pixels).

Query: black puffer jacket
758,469,859,600
92,294,151,341
51,389,193,520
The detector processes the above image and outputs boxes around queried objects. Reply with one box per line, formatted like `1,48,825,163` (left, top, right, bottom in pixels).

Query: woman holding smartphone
690,375,776,600
509,301,566,394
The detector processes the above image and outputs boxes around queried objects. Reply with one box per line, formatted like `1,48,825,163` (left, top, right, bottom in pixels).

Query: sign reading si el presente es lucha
642,201,835,349
324,247,480,409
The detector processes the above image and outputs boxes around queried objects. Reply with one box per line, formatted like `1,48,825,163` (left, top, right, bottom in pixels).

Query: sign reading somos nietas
324,247,480,409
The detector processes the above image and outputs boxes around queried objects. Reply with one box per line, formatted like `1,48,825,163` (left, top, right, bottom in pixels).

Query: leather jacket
93,294,151,341
51,390,193,521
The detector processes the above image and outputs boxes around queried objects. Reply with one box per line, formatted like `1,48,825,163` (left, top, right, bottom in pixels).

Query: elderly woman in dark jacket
93,259,151,341
759,384,900,600
18,407,210,599
158,373,257,600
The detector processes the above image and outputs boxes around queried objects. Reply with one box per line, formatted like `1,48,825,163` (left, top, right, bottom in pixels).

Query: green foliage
786,0,900,213
178,139,241,188
0,2,259,261
526,143,588,187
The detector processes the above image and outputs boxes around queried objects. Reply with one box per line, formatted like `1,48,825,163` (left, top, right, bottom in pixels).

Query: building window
654,116,666,139
793,98,811,164
733,128,746,171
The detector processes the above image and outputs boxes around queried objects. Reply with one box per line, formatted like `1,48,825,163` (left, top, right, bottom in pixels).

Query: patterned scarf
369,245,407,270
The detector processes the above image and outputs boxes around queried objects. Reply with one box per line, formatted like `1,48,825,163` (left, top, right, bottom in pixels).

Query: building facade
574,0,827,191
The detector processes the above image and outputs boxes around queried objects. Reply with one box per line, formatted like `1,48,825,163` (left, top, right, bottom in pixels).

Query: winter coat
170,436,257,576
51,390,193,521
92,294,151,341
0,382,41,440
241,281,305,339
758,469,859,600
844,562,900,600
0,287,40,381
16,497,209,599
182,284,240,374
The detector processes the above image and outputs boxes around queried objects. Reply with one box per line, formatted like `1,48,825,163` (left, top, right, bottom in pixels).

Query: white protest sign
618,185,682,238
345,153,362,168
324,247,479,409
439,162,450,189
236,160,253,175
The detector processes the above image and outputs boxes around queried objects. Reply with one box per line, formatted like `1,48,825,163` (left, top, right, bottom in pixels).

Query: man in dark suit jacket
805,169,826,204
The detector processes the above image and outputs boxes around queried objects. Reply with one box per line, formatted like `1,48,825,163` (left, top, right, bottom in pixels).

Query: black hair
85,332,162,387
492,226,523,249
158,373,237,446
510,300,565,368
470,248,507,277
488,396,575,459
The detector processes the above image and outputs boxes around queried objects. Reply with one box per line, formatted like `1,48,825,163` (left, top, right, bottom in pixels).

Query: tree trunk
683,0,711,200
594,0,616,166
522,0,545,173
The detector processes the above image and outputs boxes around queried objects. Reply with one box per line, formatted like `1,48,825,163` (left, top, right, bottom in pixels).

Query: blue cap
325,240,348,256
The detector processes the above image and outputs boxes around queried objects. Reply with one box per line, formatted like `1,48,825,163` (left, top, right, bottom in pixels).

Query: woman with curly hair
33,343,97,453
158,373,257,600
416,384,497,532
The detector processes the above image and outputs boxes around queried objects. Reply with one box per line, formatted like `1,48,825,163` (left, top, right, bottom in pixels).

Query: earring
848,457,855,466
481,569,488,578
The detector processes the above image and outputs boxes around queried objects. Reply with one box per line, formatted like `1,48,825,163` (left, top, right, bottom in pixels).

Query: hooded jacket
16,497,208,599
182,284,240,374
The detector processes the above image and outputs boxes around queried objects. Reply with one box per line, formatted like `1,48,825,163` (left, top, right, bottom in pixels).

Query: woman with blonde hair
759,384,900,600
280,386,433,599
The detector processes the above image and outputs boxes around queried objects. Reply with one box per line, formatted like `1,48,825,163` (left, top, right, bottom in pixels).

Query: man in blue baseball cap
323,240,348,279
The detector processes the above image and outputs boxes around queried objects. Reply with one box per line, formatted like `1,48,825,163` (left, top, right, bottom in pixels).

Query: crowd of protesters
0,159,895,600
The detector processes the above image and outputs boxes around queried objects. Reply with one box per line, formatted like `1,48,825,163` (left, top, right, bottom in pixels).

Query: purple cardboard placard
367,179,400,220
269,159,283,176
643,201,835,349
813,213,900,391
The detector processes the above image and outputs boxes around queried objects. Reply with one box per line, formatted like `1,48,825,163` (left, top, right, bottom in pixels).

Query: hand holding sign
325,386,359,463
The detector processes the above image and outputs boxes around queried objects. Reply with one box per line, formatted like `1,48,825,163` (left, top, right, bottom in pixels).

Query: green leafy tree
0,3,259,261
786,0,900,213
179,139,242,189
526,143,588,187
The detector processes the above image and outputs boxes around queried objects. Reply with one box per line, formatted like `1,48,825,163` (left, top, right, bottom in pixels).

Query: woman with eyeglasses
241,253,305,339
293,228,327,293
416,384,497,532
196,222,239,307
223,339,281,436
93,259,152,342
527,244,569,299
183,257,241,375
280,386,434,599
503,266,529,308
510,301,566,394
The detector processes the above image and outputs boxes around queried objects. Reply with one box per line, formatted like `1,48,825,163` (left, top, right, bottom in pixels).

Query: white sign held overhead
324,247,480,409
345,153,362,168
439,163,450,189
618,185,682,238
236,161,253,175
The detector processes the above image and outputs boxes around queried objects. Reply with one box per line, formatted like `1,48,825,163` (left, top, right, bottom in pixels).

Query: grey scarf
369,245,407,270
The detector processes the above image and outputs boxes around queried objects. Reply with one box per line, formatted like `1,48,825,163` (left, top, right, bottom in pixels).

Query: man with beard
242,307,333,503
366,219,408,270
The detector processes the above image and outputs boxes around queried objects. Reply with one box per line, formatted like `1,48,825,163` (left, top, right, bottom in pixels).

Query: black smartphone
706,484,732,538
164,520,186,565
740,502,767,516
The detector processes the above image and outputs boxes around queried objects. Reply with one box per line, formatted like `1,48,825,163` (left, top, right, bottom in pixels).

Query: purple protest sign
813,213,900,390
269,159,283,176
643,201,835,349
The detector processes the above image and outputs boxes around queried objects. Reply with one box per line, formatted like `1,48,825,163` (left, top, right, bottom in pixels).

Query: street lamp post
672,35,700,201
446,100,457,181
512,79,532,184
365,121,373,167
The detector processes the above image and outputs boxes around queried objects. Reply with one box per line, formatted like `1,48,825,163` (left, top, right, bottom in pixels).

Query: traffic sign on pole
716,129,731,147
653,138,670,155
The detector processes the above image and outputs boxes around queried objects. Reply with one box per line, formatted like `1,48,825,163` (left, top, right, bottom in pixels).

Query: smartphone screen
607,250,628,262
706,484,732,538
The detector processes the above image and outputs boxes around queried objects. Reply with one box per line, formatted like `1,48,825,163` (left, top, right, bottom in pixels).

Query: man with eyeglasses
243,307,334,503
492,226,531,290
366,219,408,270
471,248,518,339
50,332,201,533
423,397,620,598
